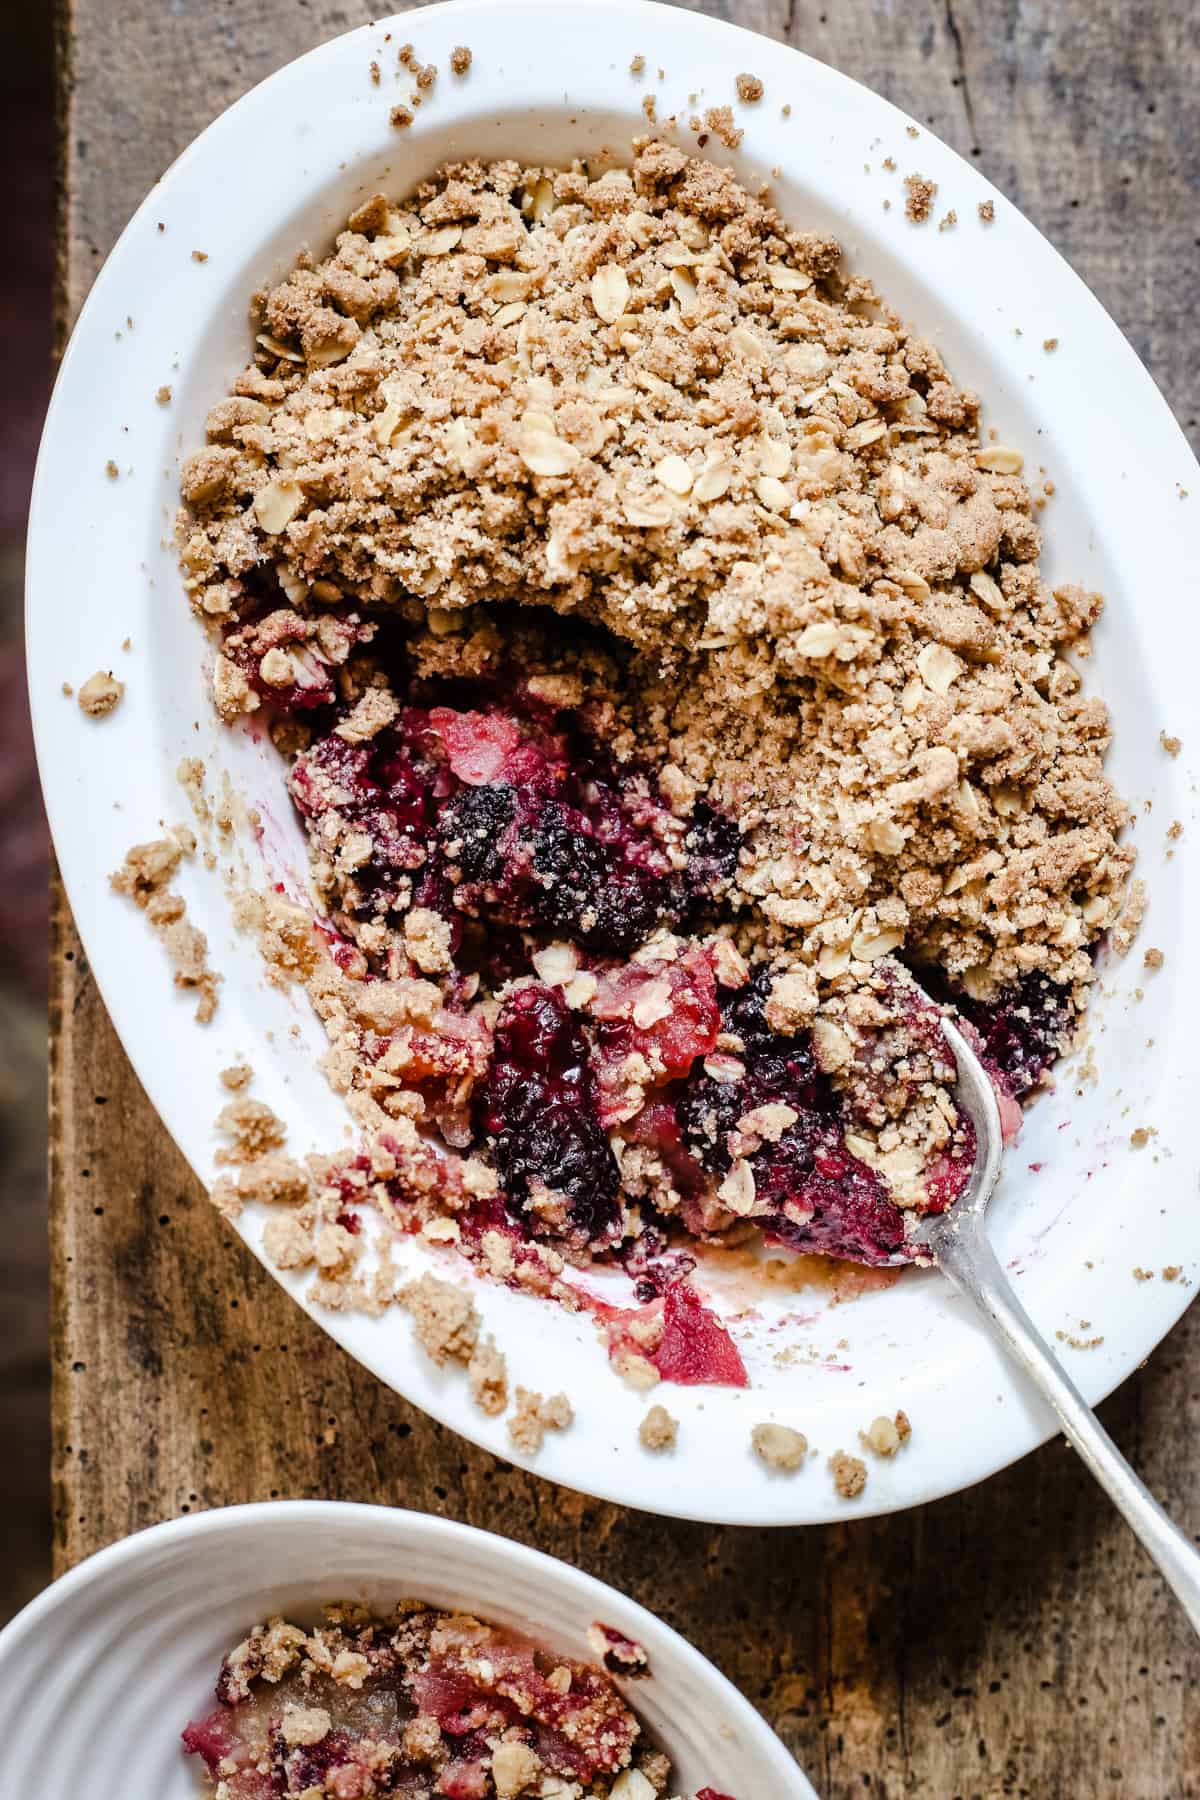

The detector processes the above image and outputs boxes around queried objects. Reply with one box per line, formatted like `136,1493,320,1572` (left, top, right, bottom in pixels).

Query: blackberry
481,983,620,1248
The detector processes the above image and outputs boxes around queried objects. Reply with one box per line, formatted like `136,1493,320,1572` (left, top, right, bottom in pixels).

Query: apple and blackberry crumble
182,1602,724,1799
174,140,1136,1375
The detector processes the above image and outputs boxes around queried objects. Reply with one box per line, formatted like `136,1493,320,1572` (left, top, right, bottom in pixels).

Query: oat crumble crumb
1163,1265,1181,1282
1129,1126,1155,1148
220,1062,254,1091
390,105,414,129
1110,878,1147,957
400,1272,480,1365
491,1741,542,1797
216,1095,286,1163
466,1333,509,1415
191,249,209,263
77,669,124,718
860,1411,909,1456
369,59,381,84
110,830,221,1021
830,1450,868,1498
629,54,645,75
703,105,743,149
105,459,119,479
1133,1266,1153,1281
938,209,957,232
638,1403,678,1452
736,73,764,103
752,1422,808,1471
904,173,937,223
155,384,172,404
1144,947,1164,970
280,1703,331,1747
978,199,995,223
1043,337,1058,352
1160,731,1182,756
507,1387,574,1455
450,45,472,75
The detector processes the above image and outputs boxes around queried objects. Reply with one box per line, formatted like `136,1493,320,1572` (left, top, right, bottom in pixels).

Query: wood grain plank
52,3,1200,1797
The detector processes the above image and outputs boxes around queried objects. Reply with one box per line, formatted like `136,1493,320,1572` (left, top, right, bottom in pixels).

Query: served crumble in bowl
0,1504,809,1795
184,1599,730,1799
30,3,1198,1520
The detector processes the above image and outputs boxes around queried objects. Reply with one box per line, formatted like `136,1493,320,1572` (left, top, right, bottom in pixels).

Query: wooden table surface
52,3,1200,1795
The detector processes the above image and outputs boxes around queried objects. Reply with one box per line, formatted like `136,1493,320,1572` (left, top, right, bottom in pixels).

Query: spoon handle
935,1216,1200,1635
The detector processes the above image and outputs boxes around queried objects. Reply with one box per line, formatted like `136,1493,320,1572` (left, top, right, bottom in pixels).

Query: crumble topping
184,1603,707,1798
77,668,124,717
450,44,472,75
735,73,764,103
171,141,1135,1371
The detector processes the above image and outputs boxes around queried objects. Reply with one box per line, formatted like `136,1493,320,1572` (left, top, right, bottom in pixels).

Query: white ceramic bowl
0,1501,814,1797
29,0,1200,1524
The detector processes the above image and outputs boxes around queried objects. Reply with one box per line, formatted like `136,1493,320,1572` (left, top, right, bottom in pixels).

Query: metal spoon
913,1016,1200,1633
